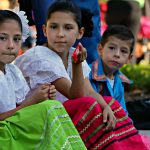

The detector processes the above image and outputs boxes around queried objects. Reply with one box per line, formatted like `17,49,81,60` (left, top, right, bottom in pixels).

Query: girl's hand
29,84,50,103
102,105,116,132
48,84,56,99
72,43,87,63
0,84,52,121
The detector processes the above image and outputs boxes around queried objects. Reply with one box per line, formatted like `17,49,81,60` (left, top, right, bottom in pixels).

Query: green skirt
0,100,86,150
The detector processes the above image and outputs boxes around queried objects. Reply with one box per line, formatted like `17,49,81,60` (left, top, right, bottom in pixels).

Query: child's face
98,36,132,72
43,11,84,54
0,19,22,70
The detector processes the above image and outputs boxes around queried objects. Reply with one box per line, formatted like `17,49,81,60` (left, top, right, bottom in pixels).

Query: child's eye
14,37,22,42
0,36,7,41
121,49,128,54
65,25,73,30
50,25,57,29
109,46,115,50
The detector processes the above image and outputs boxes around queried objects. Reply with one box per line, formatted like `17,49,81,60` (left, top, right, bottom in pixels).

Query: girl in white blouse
0,9,87,149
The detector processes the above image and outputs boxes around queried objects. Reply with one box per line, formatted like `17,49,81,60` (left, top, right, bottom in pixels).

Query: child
15,1,150,149
0,10,87,149
89,25,134,114
89,24,150,147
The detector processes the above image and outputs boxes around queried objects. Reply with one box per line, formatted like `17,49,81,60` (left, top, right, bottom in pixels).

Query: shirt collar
91,57,132,84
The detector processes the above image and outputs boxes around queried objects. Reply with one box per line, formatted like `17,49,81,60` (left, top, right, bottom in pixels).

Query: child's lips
54,41,67,46
55,41,66,44
2,52,17,55
4,55,16,59
110,60,120,66
3,54,16,58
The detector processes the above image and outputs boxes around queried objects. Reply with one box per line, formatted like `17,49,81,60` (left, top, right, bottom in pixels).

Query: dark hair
46,0,93,37
101,25,135,53
0,10,22,32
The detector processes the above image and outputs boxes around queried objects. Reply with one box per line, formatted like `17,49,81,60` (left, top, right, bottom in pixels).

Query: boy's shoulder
90,59,132,84
90,59,106,81
117,70,133,84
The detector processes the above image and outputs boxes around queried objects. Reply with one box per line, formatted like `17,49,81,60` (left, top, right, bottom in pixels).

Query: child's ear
42,24,47,37
97,43,103,56
77,27,85,39
127,53,133,64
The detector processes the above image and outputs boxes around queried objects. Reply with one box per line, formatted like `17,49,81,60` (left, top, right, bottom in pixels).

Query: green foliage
120,64,150,91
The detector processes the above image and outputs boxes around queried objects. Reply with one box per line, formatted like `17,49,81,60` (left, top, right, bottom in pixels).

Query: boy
89,25,134,114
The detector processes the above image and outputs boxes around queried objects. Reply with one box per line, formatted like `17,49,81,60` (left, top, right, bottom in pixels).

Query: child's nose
114,49,120,57
57,28,64,38
7,39,14,50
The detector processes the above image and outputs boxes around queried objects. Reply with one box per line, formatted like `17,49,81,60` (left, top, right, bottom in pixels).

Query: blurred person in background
105,0,145,63
105,0,144,40
0,0,19,10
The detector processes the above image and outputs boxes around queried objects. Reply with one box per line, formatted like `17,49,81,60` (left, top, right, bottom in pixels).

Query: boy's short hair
100,25,135,53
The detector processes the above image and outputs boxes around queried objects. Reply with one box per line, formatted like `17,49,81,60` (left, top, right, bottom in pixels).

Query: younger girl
15,0,150,149
0,10,87,149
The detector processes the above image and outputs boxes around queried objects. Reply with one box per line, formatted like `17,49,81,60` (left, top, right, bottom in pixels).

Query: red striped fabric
64,96,149,150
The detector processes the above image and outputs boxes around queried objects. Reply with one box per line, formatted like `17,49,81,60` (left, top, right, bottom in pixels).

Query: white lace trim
11,10,30,42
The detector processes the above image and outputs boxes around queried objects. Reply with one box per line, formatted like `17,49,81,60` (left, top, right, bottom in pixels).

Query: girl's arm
84,77,116,131
0,84,50,121
52,65,85,100
70,62,85,98
0,106,23,121
52,44,86,100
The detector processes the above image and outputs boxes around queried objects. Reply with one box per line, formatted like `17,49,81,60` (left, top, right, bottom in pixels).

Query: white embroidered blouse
15,46,91,103
0,64,29,113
